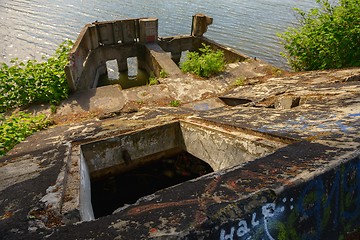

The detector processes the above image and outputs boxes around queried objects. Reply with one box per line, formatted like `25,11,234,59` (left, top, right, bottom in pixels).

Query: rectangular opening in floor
79,120,288,220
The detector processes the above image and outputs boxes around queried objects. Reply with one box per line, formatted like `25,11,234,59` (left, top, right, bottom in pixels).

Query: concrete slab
145,43,184,77
1,68,360,239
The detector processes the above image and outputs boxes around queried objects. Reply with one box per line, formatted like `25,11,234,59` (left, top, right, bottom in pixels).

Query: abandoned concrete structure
65,14,245,91
1,15,360,239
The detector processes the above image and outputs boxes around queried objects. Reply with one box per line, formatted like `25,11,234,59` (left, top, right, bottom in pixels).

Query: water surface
0,0,318,69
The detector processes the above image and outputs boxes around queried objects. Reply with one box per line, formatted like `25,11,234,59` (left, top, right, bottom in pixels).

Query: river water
0,0,317,69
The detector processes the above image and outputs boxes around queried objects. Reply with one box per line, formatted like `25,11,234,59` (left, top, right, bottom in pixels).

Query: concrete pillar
117,59,128,72
137,57,148,71
191,14,213,37
139,18,158,43
171,52,182,65
98,62,108,76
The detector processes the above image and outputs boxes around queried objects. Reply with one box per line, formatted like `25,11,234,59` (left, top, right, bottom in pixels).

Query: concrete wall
179,121,285,171
81,122,182,179
81,121,286,178
212,155,360,240
65,18,158,91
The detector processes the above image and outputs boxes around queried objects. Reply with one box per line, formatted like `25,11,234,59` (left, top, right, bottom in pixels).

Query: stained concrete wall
214,154,360,240
65,18,158,91
81,122,182,179
179,121,286,171
80,120,286,179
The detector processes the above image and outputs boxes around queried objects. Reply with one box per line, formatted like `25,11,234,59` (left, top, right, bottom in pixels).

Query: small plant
170,100,180,107
148,72,158,86
234,77,245,86
137,100,145,105
0,111,51,156
180,43,225,78
159,69,169,78
0,40,73,113
50,104,57,114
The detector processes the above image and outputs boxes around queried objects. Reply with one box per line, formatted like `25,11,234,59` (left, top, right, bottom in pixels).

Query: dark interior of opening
219,97,252,106
91,151,214,218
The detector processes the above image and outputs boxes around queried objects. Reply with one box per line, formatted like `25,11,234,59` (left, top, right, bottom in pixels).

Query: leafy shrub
0,40,73,112
181,44,225,78
278,0,360,71
0,112,51,156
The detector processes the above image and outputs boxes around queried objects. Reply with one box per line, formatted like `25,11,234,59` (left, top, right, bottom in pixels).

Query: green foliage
169,100,180,107
159,69,169,78
181,43,225,78
0,111,51,156
148,72,158,86
278,0,360,71
0,40,73,113
50,104,57,114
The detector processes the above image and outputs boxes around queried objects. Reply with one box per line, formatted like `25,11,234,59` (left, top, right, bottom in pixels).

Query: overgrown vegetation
0,112,51,156
278,0,360,71
0,40,73,113
181,43,225,78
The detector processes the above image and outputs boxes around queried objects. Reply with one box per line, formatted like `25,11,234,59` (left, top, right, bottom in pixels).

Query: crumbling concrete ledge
1,68,360,239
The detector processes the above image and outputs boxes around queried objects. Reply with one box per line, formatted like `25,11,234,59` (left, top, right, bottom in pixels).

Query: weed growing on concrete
180,43,225,78
170,100,180,107
234,77,245,86
0,40,73,113
160,69,169,78
148,72,158,86
0,111,51,156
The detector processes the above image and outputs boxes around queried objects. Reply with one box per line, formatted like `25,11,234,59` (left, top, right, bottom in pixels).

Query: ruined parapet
65,18,158,91
191,13,213,37
139,18,158,43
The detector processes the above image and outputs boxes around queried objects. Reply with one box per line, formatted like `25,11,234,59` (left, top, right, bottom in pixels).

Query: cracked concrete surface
1,67,360,239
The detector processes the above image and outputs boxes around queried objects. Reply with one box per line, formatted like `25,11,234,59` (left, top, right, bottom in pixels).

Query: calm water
0,0,318,69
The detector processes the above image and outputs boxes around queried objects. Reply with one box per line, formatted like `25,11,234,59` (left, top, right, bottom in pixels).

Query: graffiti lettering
218,157,360,239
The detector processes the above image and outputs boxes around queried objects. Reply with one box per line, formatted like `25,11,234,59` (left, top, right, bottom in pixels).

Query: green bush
0,40,73,113
0,112,50,156
181,43,225,78
278,0,360,71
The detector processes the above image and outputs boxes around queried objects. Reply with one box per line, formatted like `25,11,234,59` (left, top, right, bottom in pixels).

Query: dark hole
291,97,301,108
91,151,214,218
219,97,252,106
